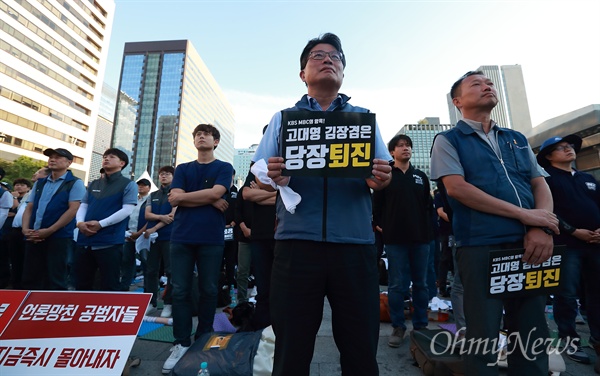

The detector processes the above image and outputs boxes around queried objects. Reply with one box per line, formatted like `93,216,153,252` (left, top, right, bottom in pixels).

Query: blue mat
138,321,164,336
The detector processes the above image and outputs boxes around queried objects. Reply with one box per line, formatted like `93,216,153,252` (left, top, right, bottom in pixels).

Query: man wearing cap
21,148,85,290
119,178,151,292
431,70,559,375
537,134,600,370
75,148,138,291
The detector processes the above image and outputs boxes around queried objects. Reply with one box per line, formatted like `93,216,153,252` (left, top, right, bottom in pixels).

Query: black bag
171,330,263,376
409,329,464,376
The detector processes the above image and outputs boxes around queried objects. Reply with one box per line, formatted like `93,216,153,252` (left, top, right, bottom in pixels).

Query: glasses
553,144,575,152
308,50,343,62
159,172,172,176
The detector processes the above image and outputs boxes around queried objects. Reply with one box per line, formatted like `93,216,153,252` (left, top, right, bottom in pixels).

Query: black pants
270,240,379,376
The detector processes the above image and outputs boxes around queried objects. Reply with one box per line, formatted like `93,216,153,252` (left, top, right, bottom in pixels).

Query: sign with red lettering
0,290,150,375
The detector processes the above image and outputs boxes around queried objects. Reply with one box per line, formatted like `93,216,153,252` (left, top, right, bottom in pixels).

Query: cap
536,134,582,168
43,148,74,161
0,181,13,191
137,178,151,186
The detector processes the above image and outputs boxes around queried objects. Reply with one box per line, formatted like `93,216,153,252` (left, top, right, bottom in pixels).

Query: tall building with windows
0,0,115,181
233,144,258,187
397,119,453,178
89,82,117,181
111,40,235,180
447,65,532,133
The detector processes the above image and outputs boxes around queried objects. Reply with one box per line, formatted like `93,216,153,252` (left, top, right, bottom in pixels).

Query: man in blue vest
143,166,176,317
254,33,393,376
431,71,559,375
75,148,138,291
21,148,85,290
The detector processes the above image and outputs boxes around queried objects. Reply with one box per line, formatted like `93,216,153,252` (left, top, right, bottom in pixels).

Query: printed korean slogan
280,111,376,178
487,246,564,298
0,290,150,375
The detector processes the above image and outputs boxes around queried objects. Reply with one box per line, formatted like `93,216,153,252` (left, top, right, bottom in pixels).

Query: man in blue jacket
537,134,600,371
254,33,392,376
20,148,85,290
75,148,137,291
431,71,559,375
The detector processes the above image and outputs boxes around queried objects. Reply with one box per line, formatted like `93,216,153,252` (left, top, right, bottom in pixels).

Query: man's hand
160,214,174,224
77,221,98,237
267,157,290,187
144,228,155,239
518,208,559,234
212,198,228,213
168,190,185,206
366,159,392,191
523,227,554,265
573,228,600,244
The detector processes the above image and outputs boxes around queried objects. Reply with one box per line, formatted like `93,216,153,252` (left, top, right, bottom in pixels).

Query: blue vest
30,171,79,239
77,173,131,246
275,94,375,244
442,121,534,247
147,185,173,241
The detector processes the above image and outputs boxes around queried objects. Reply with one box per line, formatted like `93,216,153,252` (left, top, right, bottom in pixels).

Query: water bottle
197,361,210,375
230,284,237,308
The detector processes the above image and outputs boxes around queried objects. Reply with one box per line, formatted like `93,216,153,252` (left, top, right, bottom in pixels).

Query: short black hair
103,148,129,169
300,33,346,70
192,124,221,149
0,167,5,179
158,166,174,175
13,178,32,188
387,134,413,152
450,70,484,99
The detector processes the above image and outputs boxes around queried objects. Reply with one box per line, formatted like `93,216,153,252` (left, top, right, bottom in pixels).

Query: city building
111,40,235,180
0,0,116,181
397,118,453,178
233,144,258,188
527,104,600,180
89,83,117,181
448,65,533,134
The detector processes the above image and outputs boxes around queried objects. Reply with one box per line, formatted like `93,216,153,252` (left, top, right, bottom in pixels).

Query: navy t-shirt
170,159,233,245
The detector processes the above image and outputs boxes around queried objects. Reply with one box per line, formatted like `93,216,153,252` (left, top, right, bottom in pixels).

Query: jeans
250,239,275,330
427,239,438,300
145,240,172,306
236,241,252,303
386,243,429,330
74,244,122,291
553,246,600,341
270,240,379,376
451,246,466,330
170,242,223,347
119,241,137,291
22,237,72,290
457,243,548,376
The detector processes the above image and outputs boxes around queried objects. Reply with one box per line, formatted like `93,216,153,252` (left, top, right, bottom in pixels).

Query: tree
0,157,47,184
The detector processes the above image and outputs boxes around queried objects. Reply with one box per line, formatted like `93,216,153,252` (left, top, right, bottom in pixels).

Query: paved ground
126,284,597,376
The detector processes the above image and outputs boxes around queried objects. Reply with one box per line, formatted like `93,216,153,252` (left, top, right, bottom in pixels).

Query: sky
103,0,600,149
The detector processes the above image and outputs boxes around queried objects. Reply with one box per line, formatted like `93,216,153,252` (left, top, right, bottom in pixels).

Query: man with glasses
373,134,433,347
253,33,392,376
430,71,559,375
143,166,176,318
537,134,600,371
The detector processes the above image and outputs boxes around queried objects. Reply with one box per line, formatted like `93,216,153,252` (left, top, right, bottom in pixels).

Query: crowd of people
0,32,598,376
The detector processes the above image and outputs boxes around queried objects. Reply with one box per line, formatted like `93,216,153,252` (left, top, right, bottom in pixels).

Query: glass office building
112,40,235,180
0,0,115,181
